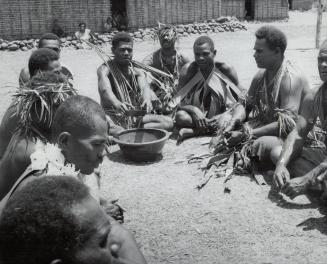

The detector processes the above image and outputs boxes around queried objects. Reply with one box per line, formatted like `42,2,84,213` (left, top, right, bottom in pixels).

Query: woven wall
127,0,222,28
292,0,314,10
0,0,111,40
221,0,246,18
254,0,289,20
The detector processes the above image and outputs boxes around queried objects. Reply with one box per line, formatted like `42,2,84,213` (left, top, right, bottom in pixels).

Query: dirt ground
1,10,327,264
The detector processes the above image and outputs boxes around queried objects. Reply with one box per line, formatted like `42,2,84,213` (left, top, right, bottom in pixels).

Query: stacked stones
0,17,246,52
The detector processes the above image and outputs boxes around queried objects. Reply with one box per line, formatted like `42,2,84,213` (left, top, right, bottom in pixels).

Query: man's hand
191,110,208,132
281,176,311,199
116,102,134,115
224,131,243,147
273,164,290,189
141,98,153,113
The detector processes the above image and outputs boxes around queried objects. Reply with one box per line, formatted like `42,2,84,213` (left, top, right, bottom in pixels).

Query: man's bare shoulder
181,61,198,78
97,63,110,76
19,66,30,85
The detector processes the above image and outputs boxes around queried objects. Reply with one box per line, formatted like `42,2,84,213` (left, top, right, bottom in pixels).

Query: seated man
0,95,123,221
225,26,310,170
75,22,95,42
0,49,68,162
168,36,244,142
0,72,75,200
273,39,327,198
0,176,147,264
19,33,73,85
98,32,173,133
142,25,190,100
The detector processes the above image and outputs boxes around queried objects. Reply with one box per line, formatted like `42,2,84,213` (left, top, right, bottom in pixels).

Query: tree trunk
316,0,323,48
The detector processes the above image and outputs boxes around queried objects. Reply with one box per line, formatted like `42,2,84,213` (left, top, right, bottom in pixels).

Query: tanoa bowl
113,128,169,162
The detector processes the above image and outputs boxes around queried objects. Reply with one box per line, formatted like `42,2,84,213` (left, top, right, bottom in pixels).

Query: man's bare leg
142,114,174,131
175,110,198,144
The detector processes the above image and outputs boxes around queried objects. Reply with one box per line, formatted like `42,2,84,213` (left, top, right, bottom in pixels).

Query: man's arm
134,68,153,112
252,73,303,138
273,88,317,188
97,64,122,110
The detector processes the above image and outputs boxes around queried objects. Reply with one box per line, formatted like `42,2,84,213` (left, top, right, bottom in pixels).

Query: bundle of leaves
12,72,76,140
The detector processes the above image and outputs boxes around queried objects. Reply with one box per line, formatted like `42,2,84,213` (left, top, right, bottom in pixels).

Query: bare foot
176,128,196,145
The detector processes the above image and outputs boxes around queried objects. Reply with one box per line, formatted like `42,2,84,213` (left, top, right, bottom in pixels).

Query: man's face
318,49,327,82
72,195,112,264
112,42,133,66
253,38,278,69
193,43,216,70
64,114,108,175
80,24,86,33
40,39,61,55
159,33,175,49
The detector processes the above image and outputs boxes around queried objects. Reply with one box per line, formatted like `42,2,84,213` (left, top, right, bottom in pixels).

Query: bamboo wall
254,0,289,20
127,0,222,28
0,0,111,40
221,0,246,18
292,0,314,10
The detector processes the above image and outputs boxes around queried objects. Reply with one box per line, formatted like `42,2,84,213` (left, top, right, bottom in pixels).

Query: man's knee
251,136,283,161
175,110,192,128
270,145,283,164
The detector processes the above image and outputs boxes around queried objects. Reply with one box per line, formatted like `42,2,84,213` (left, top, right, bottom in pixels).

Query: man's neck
161,46,176,56
265,58,284,79
113,59,130,74
199,63,214,79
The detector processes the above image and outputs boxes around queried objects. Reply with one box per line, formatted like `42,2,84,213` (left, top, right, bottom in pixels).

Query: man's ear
213,49,217,56
57,132,71,150
50,260,62,264
275,47,281,55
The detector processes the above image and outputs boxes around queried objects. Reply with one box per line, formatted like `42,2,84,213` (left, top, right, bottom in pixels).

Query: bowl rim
113,128,170,146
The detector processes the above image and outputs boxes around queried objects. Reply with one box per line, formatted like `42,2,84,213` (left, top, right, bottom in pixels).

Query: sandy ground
1,10,327,264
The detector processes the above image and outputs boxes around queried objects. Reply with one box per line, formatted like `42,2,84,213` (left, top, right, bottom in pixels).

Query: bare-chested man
98,32,173,133
167,36,244,142
0,71,75,200
0,48,66,161
142,25,190,101
272,39,327,199
225,26,310,169
19,33,73,85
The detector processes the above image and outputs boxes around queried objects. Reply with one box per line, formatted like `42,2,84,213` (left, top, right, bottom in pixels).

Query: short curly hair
0,176,90,264
28,48,59,77
255,25,287,54
112,32,133,49
193,36,215,51
52,95,107,139
38,33,60,48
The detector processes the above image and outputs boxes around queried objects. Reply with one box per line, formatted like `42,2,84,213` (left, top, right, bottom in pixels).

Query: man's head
15,71,76,139
79,22,86,33
52,95,108,174
38,33,61,54
28,48,61,77
253,25,287,69
318,39,327,82
193,36,216,70
111,32,133,65
158,25,177,49
0,176,112,264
